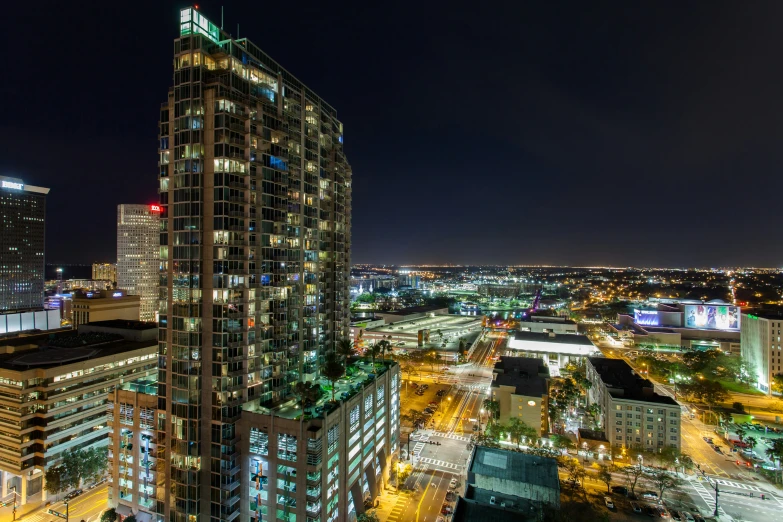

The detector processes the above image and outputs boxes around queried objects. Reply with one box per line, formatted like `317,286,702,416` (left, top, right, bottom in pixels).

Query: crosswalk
436,432,470,442
385,493,411,522
411,442,425,456
419,457,463,471
690,479,727,516
713,479,761,492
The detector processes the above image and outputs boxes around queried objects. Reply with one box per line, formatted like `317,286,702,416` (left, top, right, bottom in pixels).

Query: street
5,485,109,522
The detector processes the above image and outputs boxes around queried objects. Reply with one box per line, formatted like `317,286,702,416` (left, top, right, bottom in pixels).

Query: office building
108,383,162,521
518,315,578,335
740,311,783,395
93,263,118,284
507,331,599,377
71,289,142,328
0,322,157,504
490,357,549,435
452,447,560,522
117,204,159,322
157,7,352,521
586,357,681,452
0,176,49,312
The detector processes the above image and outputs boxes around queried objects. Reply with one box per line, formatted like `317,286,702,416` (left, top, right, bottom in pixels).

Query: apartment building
117,204,159,322
240,362,399,522
586,357,681,452
0,322,157,504
157,7,352,520
0,176,49,312
108,383,162,521
92,263,118,284
490,357,549,436
740,311,783,394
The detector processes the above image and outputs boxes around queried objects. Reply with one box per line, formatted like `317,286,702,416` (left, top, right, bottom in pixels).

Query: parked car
657,506,670,518
641,491,658,500
631,502,642,513
682,512,695,522
449,478,458,489
604,497,615,509
646,506,658,517
65,489,83,501
611,485,628,495
669,509,682,521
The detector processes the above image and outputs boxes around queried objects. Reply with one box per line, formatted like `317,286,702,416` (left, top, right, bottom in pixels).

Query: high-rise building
740,311,783,394
158,7,352,521
93,262,118,283
117,204,159,322
0,176,49,312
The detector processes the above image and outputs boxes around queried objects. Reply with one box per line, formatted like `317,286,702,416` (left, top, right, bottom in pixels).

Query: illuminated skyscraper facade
0,176,48,312
158,7,352,521
117,204,160,322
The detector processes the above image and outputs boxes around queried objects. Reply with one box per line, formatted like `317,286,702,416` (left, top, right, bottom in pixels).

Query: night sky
3,1,782,268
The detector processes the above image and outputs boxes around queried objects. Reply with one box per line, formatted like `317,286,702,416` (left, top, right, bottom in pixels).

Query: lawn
716,379,765,396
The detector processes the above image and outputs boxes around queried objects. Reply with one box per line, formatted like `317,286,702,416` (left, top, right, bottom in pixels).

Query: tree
772,374,783,394
322,351,345,402
62,449,85,489
367,342,382,368
507,418,537,448
378,339,393,361
551,434,575,454
617,462,645,496
482,399,500,425
597,464,614,492
485,422,508,442
294,381,322,415
645,468,684,501
82,447,108,485
336,338,355,369
436,329,443,342
765,439,783,483
562,457,586,487
745,436,757,455
100,509,118,522
736,426,747,445
125,516,137,522
44,466,65,500
357,509,380,522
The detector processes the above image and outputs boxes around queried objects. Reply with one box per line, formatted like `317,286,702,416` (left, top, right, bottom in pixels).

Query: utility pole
698,466,720,517
11,485,16,521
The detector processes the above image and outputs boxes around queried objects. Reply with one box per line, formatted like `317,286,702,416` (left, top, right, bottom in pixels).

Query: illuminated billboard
634,310,660,326
684,305,740,331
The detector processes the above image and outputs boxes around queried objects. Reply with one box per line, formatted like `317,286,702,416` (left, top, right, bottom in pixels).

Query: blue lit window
261,275,271,286
269,156,287,171
338,135,343,144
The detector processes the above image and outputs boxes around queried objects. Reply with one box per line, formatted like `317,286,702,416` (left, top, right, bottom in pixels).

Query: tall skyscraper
92,262,117,283
158,7,352,521
0,176,49,311
117,204,159,322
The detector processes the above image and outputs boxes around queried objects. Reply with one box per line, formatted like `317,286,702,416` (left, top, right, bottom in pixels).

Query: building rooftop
743,310,783,321
520,315,576,325
452,495,535,522
0,328,156,370
512,331,594,346
380,304,449,316
469,446,559,490
492,357,548,397
587,357,678,406
84,319,157,330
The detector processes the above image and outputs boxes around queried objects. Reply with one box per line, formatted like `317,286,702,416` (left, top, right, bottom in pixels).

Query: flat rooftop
469,446,559,490
492,356,548,396
520,315,576,325
369,314,482,334
453,494,535,522
512,331,594,346
587,357,678,405
84,319,157,330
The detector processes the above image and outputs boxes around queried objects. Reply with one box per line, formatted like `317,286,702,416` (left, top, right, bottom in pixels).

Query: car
604,497,614,509
65,489,83,501
445,492,457,502
713,446,722,454
670,509,682,521
692,513,706,522
442,367,450,371
421,384,429,389
441,506,454,515
411,382,419,388
631,502,643,513
611,485,628,495
657,506,670,518
473,424,479,431
646,506,657,517
449,478,458,489
641,491,658,500
702,437,714,443
682,512,695,522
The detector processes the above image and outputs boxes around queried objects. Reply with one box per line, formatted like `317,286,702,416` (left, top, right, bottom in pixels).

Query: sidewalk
374,488,409,522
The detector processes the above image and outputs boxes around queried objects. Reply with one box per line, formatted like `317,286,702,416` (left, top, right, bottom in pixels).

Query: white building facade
117,204,159,322
741,312,783,395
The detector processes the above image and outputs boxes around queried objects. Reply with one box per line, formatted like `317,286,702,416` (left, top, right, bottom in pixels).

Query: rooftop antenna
221,6,224,29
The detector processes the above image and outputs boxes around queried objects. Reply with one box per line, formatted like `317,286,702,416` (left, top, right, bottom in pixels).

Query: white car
449,478,458,489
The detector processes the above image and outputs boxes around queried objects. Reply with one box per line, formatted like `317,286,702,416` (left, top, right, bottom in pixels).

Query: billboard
684,305,740,331
634,310,660,327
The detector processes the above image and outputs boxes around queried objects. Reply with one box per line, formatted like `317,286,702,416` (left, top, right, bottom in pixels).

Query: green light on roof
748,314,758,320
180,7,220,44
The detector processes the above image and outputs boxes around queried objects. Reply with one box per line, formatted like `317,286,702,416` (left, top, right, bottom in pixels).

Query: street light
697,465,720,517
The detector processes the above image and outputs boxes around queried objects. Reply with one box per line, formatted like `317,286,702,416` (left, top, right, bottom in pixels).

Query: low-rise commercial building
507,331,599,377
586,357,681,453
518,315,578,335
490,357,549,435
0,322,157,504
453,446,560,522
71,289,142,328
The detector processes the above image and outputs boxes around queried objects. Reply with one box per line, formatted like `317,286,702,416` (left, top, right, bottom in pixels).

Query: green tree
597,464,614,492
771,374,783,394
378,339,393,361
645,468,684,501
367,342,382,368
100,509,118,522
507,418,537,448
562,457,586,487
357,509,380,522
125,516,137,522
294,381,322,415
765,439,783,483
336,338,355,369
482,399,500,425
617,462,645,496
745,436,757,456
551,434,575,454
485,422,508,442
322,351,345,402
44,466,65,500
736,426,747,445
82,447,108,485
62,449,85,489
